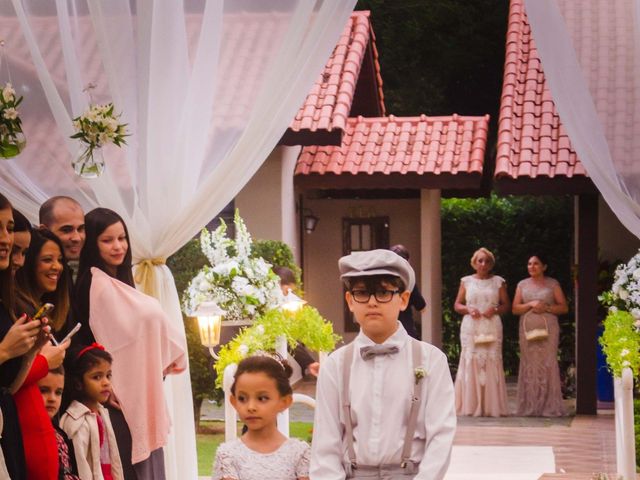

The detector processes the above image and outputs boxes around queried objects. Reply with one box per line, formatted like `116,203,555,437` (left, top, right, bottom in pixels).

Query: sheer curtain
523,0,640,239
0,1,356,478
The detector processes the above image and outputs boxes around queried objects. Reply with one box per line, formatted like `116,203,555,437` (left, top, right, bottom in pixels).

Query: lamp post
194,301,225,359
280,288,307,313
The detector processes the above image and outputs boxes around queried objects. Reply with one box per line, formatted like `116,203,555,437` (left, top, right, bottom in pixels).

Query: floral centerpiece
0,82,25,158
213,305,340,388
70,103,128,178
599,250,640,377
182,211,283,322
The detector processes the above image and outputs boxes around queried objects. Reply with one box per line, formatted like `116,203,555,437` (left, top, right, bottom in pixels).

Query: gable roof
494,0,595,194
295,114,489,190
281,11,385,147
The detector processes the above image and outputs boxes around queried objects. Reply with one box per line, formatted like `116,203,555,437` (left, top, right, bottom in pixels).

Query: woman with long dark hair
74,207,184,480
74,208,134,346
512,254,568,416
13,227,71,479
16,228,71,333
11,208,32,276
0,194,54,479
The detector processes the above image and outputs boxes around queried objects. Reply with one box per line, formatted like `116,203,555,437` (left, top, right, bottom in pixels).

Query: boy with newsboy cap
310,249,456,479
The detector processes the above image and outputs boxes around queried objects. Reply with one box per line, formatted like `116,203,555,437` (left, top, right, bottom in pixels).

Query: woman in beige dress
513,254,568,416
454,247,510,417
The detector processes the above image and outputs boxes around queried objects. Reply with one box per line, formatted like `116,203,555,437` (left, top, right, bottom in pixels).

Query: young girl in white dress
213,355,310,480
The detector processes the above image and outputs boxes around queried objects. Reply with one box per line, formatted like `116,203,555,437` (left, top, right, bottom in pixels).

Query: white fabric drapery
0,1,356,478
523,0,640,239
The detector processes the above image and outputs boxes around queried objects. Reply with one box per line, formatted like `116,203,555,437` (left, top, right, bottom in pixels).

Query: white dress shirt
310,323,456,480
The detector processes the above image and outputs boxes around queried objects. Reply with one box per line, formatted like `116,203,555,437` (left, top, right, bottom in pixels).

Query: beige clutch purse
474,333,496,345
523,311,549,341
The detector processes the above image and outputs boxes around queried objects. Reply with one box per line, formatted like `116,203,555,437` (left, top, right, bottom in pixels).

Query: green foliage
252,239,302,287
441,195,574,379
214,305,340,389
355,0,507,119
167,238,214,422
599,310,640,378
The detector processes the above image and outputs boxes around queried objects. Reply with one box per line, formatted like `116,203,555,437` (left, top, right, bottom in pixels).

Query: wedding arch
0,1,356,478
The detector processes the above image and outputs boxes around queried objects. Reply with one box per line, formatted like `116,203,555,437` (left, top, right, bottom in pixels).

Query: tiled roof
295,114,489,190
283,11,384,146
495,0,589,184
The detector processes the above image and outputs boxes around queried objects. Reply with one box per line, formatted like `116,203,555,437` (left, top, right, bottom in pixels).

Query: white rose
238,344,249,357
232,276,250,295
619,288,629,300
256,325,265,335
213,260,239,276
622,360,631,367
621,349,630,357
631,308,640,319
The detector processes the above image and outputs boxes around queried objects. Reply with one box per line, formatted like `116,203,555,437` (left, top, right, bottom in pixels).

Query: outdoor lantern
303,211,319,234
281,288,307,312
194,301,225,349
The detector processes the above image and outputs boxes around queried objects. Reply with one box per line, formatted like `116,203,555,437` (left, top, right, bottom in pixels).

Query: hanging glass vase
0,131,26,159
72,147,105,178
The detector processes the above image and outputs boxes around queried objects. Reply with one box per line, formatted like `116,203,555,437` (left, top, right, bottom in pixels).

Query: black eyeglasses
350,289,400,304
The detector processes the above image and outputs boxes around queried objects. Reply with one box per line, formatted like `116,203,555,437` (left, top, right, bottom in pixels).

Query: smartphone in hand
32,303,54,322
51,322,81,347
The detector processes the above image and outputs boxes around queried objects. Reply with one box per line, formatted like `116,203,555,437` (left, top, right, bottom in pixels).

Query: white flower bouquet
70,103,128,177
71,103,128,150
601,250,640,323
182,211,283,323
599,249,640,377
0,82,25,158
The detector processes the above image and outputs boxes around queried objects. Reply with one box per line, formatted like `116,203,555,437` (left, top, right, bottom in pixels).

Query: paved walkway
200,379,625,479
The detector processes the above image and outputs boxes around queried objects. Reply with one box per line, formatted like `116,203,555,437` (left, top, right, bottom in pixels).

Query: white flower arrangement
0,82,25,158
71,103,128,154
600,250,640,317
599,250,640,377
182,211,284,323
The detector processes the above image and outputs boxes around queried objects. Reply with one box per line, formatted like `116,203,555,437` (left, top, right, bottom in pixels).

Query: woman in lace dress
513,255,568,416
454,247,510,417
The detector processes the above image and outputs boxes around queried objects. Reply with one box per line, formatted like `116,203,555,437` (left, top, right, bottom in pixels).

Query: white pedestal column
420,189,442,347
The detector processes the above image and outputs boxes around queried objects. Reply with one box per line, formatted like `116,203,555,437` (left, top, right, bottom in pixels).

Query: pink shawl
89,268,186,464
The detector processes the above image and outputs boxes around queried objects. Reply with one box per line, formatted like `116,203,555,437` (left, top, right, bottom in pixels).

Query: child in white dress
212,355,310,480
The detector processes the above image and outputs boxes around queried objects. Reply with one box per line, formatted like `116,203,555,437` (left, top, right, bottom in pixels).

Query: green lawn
196,421,313,476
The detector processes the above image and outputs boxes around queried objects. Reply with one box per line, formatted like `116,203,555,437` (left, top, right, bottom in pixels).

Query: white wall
303,197,421,340
235,146,301,258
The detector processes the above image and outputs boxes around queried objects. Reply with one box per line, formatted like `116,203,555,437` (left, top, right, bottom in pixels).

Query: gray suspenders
341,339,424,476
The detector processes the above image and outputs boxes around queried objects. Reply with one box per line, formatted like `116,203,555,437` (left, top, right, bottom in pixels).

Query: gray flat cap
339,249,415,291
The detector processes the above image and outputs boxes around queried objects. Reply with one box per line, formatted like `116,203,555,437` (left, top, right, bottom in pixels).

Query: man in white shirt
310,249,456,479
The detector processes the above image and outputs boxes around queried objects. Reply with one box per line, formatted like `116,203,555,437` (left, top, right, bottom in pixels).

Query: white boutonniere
414,366,426,385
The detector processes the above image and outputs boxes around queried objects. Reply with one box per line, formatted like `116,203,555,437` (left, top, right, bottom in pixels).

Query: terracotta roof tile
495,0,587,181
287,11,384,141
295,115,490,182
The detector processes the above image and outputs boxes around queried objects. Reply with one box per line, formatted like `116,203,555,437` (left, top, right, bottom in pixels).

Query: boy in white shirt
310,249,456,479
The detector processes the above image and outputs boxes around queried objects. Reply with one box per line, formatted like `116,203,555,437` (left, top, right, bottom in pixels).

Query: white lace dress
454,275,509,417
212,438,310,480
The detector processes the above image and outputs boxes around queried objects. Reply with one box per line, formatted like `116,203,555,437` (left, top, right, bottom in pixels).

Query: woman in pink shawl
73,208,184,480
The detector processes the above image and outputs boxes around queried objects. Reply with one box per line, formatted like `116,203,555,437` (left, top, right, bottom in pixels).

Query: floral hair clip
76,342,105,359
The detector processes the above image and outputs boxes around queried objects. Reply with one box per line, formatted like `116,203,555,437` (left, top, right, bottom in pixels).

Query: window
342,216,390,331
